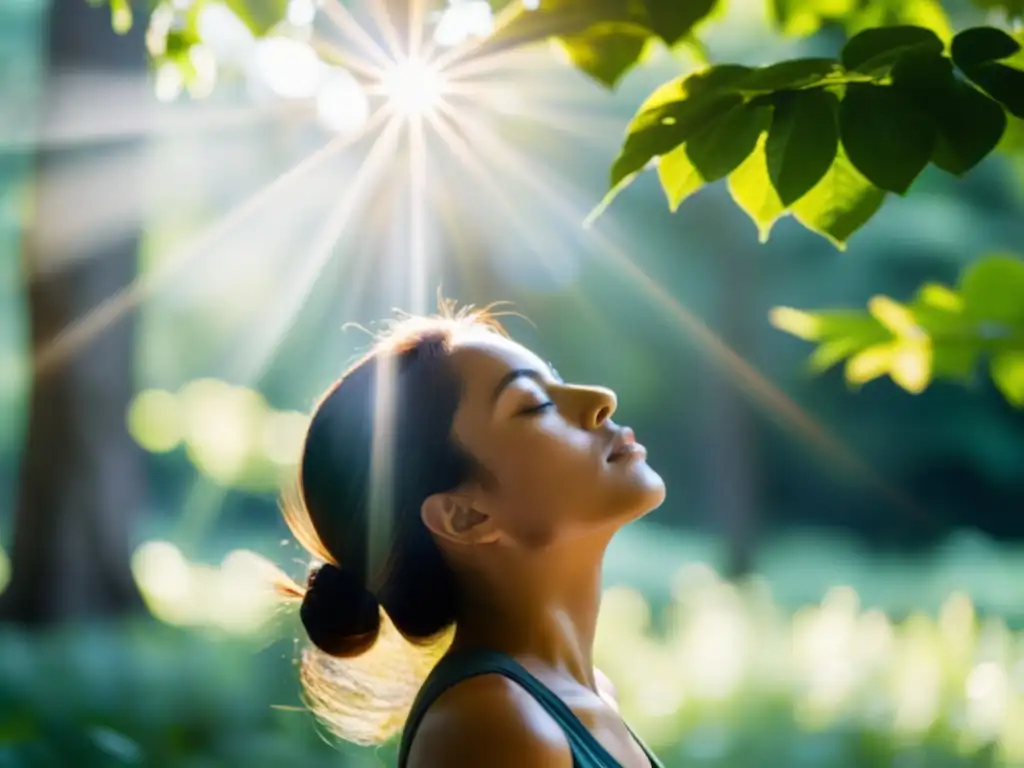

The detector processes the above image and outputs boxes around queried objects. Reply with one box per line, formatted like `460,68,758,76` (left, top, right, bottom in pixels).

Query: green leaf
951,26,1021,70
739,58,842,92
685,103,770,182
962,63,1024,119
610,92,741,187
889,339,933,394
655,102,769,211
558,23,651,87
991,352,1024,407
766,89,839,205
769,307,886,342
657,146,704,210
914,282,963,312
482,0,640,52
109,0,133,33
224,0,288,36
635,64,752,119
791,147,886,248
809,337,865,373
959,253,1024,324
839,83,936,194
841,25,944,73
728,134,786,242
610,66,753,187
1000,115,1024,154
868,295,921,337
931,344,979,382
642,0,718,45
892,54,1007,176
846,343,896,385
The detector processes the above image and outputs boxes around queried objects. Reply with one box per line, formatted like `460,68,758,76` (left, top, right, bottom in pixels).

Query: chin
613,461,667,522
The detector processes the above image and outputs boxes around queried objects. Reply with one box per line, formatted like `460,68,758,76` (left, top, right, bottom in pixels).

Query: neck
449,534,609,688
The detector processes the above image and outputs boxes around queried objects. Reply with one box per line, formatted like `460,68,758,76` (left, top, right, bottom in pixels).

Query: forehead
447,334,549,398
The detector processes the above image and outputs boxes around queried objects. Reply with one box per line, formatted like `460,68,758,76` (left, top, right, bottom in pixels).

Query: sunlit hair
275,299,514,745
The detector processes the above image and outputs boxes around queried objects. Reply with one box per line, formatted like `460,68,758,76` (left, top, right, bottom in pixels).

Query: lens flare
380,57,445,116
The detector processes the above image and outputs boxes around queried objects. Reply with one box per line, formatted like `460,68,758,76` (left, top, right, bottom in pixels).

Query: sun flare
380,56,447,117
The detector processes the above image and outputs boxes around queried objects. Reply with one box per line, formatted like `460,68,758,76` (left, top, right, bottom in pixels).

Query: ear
421,491,500,546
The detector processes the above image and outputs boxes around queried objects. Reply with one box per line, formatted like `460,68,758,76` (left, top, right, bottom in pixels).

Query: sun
380,56,447,117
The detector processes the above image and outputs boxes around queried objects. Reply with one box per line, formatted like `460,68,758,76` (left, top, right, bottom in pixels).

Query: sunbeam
318,0,395,71
407,114,429,314
367,0,407,63
231,113,405,383
408,0,428,62
427,107,590,291
34,109,389,377
0,73,323,152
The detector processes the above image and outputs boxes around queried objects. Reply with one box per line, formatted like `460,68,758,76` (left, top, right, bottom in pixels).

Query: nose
575,385,617,430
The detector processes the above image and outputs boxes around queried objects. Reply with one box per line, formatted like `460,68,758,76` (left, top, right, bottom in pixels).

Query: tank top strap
397,648,662,768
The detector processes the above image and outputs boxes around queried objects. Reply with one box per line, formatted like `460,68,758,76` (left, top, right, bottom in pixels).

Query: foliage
100,0,1022,246
596,25,1022,247
769,253,1024,406
3,568,1024,766
476,0,720,87
0,622,381,768
769,0,952,40
95,0,287,37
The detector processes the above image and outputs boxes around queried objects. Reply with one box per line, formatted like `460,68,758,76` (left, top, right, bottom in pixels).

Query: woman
281,303,666,767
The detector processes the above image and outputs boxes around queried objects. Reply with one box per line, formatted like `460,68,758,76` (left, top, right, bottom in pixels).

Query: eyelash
521,401,554,416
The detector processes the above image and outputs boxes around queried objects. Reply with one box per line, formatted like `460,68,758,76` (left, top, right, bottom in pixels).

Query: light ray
24,144,152,276
174,474,231,551
407,114,429,314
441,44,558,84
1,82,319,152
430,0,535,74
317,0,396,70
427,107,589,291
233,114,405,383
445,87,625,146
308,34,388,81
367,344,396,582
34,108,389,378
368,0,406,62
439,103,926,523
408,0,428,62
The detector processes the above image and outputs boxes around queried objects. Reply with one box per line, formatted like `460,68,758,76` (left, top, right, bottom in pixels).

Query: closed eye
519,401,554,416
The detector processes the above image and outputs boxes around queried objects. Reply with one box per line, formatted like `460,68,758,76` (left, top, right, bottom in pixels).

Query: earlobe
421,492,499,545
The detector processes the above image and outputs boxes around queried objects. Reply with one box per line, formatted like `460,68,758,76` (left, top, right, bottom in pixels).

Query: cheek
494,433,601,513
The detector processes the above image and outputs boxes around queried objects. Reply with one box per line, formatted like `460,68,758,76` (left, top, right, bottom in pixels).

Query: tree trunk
0,0,150,624
701,246,761,581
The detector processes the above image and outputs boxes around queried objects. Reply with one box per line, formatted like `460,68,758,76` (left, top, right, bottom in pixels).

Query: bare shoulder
406,673,574,768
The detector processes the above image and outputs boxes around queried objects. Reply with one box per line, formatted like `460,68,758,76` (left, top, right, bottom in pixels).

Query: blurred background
2,0,1024,765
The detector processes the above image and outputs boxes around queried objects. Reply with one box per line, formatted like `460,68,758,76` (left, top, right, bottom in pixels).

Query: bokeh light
253,37,323,99
316,67,371,134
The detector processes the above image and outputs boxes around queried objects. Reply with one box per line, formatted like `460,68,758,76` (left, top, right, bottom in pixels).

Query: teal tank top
397,648,664,768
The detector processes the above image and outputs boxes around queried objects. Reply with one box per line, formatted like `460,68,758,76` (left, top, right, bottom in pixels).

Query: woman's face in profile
447,333,665,548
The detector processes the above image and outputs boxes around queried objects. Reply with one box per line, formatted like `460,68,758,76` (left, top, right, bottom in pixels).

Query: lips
607,427,646,462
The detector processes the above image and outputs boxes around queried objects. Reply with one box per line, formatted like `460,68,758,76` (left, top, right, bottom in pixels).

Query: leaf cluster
467,0,722,87
770,254,1024,406
596,26,1023,246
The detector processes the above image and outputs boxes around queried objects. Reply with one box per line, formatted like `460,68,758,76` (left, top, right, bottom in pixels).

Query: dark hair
277,303,509,744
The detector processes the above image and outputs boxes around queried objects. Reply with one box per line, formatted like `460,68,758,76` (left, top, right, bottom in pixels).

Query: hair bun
300,563,381,658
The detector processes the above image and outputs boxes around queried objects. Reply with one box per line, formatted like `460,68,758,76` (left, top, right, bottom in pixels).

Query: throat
449,549,607,687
